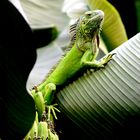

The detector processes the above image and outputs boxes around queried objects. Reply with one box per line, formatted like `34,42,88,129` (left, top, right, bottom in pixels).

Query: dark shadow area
108,0,138,38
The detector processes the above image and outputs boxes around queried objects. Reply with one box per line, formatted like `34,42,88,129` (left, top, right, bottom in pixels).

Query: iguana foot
99,53,115,66
47,104,60,120
82,53,115,68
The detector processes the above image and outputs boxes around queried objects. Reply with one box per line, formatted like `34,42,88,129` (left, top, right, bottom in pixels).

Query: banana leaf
56,33,140,139
0,57,36,139
135,0,140,32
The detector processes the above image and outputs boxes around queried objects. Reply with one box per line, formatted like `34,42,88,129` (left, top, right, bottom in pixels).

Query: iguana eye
85,11,92,16
86,13,91,16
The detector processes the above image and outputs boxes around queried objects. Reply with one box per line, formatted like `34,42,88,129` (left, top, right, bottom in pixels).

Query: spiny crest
37,19,80,84
69,18,79,46
41,45,72,82
70,23,76,44
42,55,65,82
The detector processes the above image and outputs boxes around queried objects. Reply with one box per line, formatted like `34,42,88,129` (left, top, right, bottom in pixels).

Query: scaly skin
31,10,114,112
30,10,114,139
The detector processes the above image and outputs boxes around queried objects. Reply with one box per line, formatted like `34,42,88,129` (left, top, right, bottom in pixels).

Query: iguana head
79,10,104,37
70,10,104,51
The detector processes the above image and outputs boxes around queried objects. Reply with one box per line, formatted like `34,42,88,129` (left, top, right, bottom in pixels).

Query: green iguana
32,9,114,119
29,9,115,140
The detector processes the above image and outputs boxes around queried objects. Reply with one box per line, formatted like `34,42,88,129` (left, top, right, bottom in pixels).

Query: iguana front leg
38,83,60,120
31,83,57,117
43,83,56,105
81,48,114,68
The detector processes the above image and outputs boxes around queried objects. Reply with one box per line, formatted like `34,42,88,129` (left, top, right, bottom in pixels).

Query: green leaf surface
56,33,140,139
135,0,140,32
87,0,128,51
5,92,35,139
0,50,36,139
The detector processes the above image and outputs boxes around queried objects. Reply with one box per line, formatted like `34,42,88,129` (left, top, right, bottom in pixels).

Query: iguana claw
47,104,60,120
101,53,116,66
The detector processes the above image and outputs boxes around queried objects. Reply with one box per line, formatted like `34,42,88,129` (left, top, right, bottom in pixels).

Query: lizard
31,10,115,118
